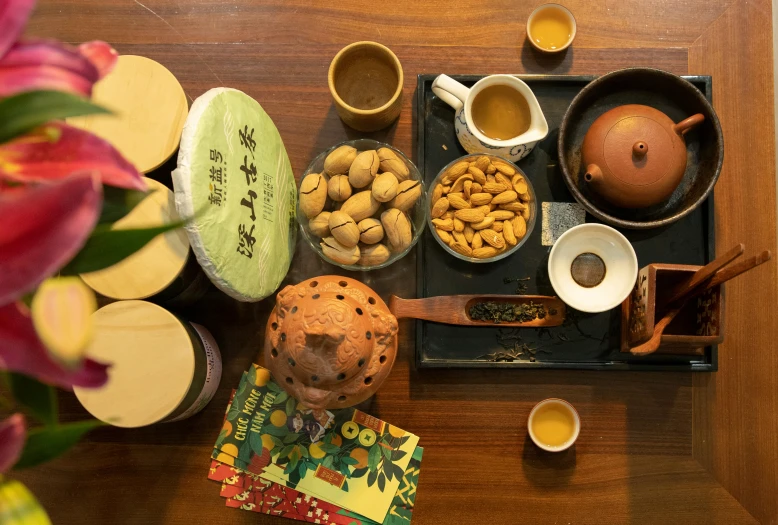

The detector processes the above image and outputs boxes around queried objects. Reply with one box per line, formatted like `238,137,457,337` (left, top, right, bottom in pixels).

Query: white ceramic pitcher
431,74,549,162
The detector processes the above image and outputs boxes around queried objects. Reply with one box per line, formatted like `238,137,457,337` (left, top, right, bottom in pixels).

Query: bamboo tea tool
388,295,566,327
67,55,188,173
631,250,772,355
663,243,744,305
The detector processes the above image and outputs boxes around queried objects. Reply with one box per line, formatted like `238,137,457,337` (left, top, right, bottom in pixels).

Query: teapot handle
673,113,705,136
431,74,470,112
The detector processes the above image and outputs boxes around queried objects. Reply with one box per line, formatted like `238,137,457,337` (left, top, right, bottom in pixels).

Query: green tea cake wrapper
174,88,296,301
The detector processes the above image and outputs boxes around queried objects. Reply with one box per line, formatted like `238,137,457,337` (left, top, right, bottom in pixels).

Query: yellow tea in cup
528,398,580,451
527,4,576,53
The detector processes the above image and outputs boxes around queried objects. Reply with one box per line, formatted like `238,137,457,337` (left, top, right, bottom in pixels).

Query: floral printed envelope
212,364,420,523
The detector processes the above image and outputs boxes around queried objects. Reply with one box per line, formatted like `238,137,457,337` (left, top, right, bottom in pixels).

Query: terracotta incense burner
582,104,704,208
264,276,398,409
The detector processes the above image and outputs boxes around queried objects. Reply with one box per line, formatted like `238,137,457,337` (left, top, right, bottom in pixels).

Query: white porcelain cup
431,74,549,162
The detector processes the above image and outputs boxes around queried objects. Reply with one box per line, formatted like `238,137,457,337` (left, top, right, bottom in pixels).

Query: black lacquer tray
415,74,716,371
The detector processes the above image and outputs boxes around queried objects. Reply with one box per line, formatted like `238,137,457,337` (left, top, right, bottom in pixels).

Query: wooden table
16,0,777,523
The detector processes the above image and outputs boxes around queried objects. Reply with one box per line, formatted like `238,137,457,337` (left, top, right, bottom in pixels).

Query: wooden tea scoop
631,250,772,356
663,243,744,305
388,295,566,327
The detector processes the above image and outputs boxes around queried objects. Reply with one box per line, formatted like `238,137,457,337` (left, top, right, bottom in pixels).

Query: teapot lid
587,104,683,187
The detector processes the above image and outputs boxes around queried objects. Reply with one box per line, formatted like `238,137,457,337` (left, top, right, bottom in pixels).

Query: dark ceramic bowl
558,68,724,229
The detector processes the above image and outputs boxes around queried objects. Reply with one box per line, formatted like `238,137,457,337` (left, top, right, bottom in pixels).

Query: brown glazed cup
328,41,403,132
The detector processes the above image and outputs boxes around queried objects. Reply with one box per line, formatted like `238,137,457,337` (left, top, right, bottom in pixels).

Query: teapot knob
633,141,648,157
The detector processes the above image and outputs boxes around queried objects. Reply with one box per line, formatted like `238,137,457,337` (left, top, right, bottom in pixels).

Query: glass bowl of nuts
297,139,427,270
427,154,536,263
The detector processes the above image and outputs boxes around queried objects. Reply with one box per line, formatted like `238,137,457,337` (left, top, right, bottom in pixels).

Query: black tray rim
414,73,717,372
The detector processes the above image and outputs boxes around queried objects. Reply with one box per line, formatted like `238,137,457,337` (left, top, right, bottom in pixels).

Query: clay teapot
581,104,704,208
264,275,398,410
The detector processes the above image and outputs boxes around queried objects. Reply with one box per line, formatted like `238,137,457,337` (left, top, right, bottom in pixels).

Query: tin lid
74,301,196,428
80,178,189,300
67,55,188,173
173,88,297,302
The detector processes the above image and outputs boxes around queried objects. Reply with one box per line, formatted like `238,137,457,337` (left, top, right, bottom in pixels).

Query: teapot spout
584,164,604,186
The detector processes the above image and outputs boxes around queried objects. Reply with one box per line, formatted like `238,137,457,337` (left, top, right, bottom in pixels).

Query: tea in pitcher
471,84,532,140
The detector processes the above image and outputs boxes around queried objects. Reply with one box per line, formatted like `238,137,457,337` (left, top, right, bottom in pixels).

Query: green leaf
319,443,340,454
279,445,295,459
368,444,381,472
61,222,184,274
0,90,110,144
299,445,309,459
382,445,392,461
377,472,386,492
7,373,57,426
298,461,307,479
246,366,257,388
270,436,284,448
342,480,349,492
14,419,104,469
391,449,407,461
367,469,378,487
399,435,410,446
284,461,296,475
226,407,240,422
385,461,394,481
339,463,350,477
351,467,368,478
274,392,289,405
283,432,301,444
289,449,300,470
237,439,252,463
323,456,334,469
249,432,265,455
267,382,282,394
263,425,288,437
285,397,295,416
99,187,149,224
392,463,404,481
341,456,359,466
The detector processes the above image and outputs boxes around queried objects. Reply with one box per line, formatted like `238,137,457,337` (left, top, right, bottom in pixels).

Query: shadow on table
521,434,576,488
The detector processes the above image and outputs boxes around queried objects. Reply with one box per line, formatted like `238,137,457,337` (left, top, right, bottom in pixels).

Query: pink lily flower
0,172,102,305
0,0,117,98
0,122,146,190
0,302,109,389
0,415,25,473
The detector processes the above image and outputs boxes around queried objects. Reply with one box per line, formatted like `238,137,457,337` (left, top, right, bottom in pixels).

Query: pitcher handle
431,74,470,112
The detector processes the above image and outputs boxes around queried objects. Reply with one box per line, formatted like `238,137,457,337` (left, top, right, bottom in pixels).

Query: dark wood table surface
15,0,778,523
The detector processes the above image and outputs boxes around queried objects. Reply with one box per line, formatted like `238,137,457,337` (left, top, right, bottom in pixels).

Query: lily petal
0,302,109,389
0,172,102,305
0,122,145,191
0,0,36,57
78,41,118,79
0,414,25,473
0,38,100,98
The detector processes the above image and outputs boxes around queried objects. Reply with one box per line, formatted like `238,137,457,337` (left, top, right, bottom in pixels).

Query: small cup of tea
328,41,404,132
526,4,577,53
431,74,549,162
528,398,580,452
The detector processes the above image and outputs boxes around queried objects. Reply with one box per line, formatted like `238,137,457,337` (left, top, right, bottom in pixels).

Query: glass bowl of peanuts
426,154,536,263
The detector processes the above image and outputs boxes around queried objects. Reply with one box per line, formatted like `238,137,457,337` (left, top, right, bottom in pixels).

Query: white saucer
548,223,637,313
